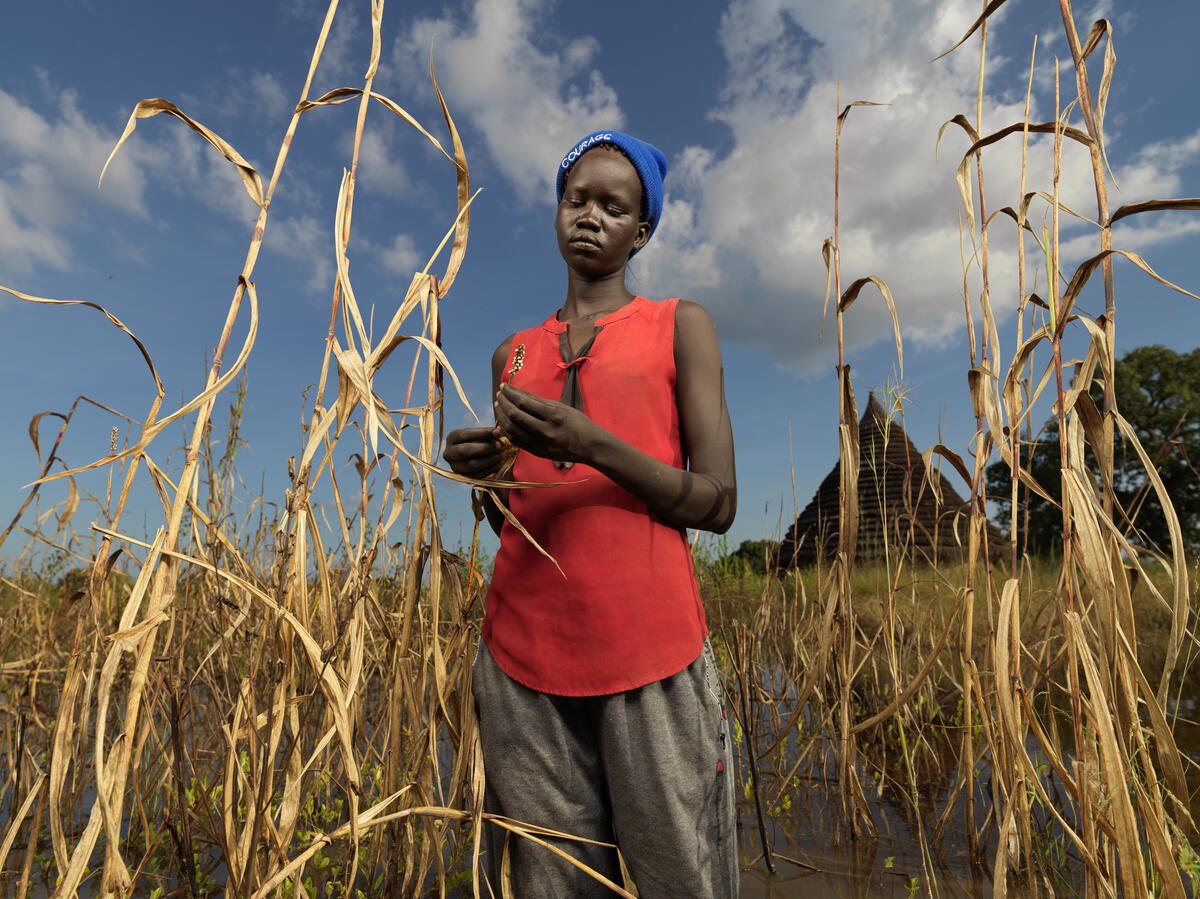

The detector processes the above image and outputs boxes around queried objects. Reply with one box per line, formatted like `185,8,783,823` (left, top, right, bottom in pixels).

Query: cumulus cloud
394,0,624,203
379,232,421,276
670,1,1023,366
0,88,155,276
0,184,65,274
380,0,1196,374
248,72,291,124
159,125,261,226
0,82,338,291
0,84,268,282
354,130,412,197
265,214,333,291
638,0,1199,374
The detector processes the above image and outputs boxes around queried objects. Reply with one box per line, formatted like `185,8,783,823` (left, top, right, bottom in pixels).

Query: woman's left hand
493,383,599,465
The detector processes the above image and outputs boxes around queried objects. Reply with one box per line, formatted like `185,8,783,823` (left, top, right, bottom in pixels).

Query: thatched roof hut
778,393,1001,568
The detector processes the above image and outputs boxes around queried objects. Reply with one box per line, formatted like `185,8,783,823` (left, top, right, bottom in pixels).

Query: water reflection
730,662,992,897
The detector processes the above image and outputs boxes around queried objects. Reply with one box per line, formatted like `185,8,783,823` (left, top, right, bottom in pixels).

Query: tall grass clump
708,1,1200,896
939,3,1198,894
2,1,1199,897
0,1,528,895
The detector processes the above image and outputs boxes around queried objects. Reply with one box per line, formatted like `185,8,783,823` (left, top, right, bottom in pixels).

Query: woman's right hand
443,426,505,479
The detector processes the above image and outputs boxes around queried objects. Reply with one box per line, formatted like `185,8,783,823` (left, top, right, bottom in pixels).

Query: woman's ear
633,221,651,251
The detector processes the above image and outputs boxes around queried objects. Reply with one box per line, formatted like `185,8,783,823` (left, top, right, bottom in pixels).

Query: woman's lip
570,235,601,249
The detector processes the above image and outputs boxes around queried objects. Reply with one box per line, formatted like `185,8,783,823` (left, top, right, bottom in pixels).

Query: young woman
443,130,738,898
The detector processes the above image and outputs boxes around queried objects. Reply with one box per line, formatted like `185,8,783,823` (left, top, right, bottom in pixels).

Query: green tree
987,344,1200,556
721,539,780,575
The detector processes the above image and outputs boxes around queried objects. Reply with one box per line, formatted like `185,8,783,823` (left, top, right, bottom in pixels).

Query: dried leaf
1066,613,1147,897
297,88,457,165
936,114,979,154
430,48,471,297
953,121,1094,236
1134,782,1188,899
1058,248,1199,327
1081,17,1117,185
26,411,67,467
932,0,1011,61
836,100,888,136
838,276,903,374
26,277,259,488
1112,410,1190,703
0,775,46,874
2,286,162,393
818,237,835,342
1109,197,1200,225
99,98,264,208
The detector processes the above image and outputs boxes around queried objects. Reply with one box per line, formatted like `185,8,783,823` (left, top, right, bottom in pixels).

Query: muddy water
8,672,1199,896
739,864,988,899
727,663,997,898
731,752,994,898
730,670,1200,897
735,804,991,898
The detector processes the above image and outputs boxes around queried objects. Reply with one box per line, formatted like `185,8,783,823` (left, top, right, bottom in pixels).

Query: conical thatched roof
778,393,1000,568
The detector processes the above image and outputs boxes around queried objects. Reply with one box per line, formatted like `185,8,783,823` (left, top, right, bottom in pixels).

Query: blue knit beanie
556,130,668,242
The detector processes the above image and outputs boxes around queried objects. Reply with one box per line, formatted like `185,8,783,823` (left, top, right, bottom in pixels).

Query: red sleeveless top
482,296,707,696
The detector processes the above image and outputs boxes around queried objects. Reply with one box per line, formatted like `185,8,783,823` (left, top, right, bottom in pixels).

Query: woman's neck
560,271,635,321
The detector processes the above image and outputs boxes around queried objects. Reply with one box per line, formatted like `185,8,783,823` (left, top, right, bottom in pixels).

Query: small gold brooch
506,343,526,380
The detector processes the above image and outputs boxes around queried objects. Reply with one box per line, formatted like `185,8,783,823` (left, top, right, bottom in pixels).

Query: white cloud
0,84,281,282
379,232,420,276
377,0,1197,376
1059,215,1200,266
265,214,332,291
248,72,291,125
160,125,260,226
0,88,155,278
354,130,411,197
0,183,65,274
629,197,719,301
1114,129,1200,198
394,0,624,203
635,0,1199,375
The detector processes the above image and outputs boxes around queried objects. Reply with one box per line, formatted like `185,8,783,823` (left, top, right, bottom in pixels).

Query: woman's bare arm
492,301,736,532
443,335,515,536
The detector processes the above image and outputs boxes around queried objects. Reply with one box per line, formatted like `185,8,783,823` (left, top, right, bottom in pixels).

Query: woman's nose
575,202,600,229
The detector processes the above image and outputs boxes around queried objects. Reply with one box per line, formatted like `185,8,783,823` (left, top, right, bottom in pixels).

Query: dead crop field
2,0,1200,896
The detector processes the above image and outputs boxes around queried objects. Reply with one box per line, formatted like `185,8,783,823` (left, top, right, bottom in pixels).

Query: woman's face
555,149,650,278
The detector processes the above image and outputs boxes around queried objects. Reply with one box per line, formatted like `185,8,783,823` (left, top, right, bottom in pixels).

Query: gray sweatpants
472,640,739,898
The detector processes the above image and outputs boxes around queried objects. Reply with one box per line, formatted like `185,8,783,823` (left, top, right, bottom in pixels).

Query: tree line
986,344,1199,557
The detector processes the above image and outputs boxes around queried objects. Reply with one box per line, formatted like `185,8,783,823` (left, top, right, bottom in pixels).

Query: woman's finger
498,383,557,418
444,438,504,476
445,438,499,459
447,425,498,444
461,452,503,472
495,393,545,445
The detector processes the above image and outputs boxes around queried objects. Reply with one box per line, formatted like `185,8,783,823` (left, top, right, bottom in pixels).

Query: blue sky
2,0,1198,566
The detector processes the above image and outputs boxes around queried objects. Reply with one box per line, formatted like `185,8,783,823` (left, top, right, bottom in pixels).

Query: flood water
729,669,1200,898
6,668,1200,897
722,660,991,898
730,736,994,897
733,782,992,898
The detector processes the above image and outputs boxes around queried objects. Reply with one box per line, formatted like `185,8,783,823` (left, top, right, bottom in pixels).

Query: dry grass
720,1,1200,895
0,1,497,895
1,0,1199,897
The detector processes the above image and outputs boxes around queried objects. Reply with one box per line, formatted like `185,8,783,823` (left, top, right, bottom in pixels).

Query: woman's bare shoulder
673,300,719,352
